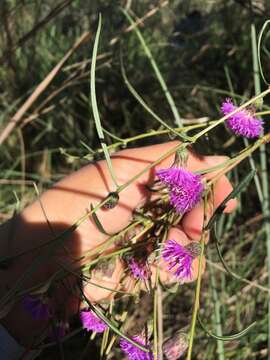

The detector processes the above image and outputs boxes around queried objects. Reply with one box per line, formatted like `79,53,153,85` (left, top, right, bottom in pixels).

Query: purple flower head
22,295,50,321
221,98,263,138
120,335,153,360
162,240,201,282
128,258,150,281
163,330,189,360
80,309,107,333
156,167,204,214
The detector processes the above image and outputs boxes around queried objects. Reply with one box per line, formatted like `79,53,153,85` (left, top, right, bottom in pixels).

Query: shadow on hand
0,217,83,349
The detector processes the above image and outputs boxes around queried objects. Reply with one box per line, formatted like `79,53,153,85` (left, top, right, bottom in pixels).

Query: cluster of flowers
156,98,264,283
23,295,154,359
22,99,263,358
156,167,203,283
23,294,189,359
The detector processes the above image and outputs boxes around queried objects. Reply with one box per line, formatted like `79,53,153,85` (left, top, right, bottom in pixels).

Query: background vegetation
1,0,270,358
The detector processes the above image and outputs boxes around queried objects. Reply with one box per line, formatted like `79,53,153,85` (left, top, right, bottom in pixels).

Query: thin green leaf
198,316,256,341
121,8,183,127
102,127,124,142
214,231,235,276
59,147,80,160
257,20,270,85
210,227,270,294
205,169,256,230
82,296,149,353
80,140,95,154
252,21,270,358
159,281,179,294
90,204,111,235
212,225,245,279
209,252,225,360
120,57,191,142
101,301,112,356
90,14,118,188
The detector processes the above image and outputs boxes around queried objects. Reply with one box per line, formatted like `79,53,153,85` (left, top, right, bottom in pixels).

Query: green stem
117,142,188,193
209,252,225,360
121,60,191,141
186,197,208,360
193,87,270,141
3,79,270,315
153,284,158,360
251,22,270,360
90,14,118,189
122,8,183,127
207,132,270,188
89,123,206,157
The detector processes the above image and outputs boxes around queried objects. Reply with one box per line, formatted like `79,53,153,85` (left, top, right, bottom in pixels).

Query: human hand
0,141,236,346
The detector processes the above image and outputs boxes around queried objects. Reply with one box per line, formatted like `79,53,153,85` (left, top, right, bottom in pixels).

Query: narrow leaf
121,8,183,127
120,57,191,142
257,20,270,85
205,169,256,230
82,294,149,353
90,204,111,235
198,315,256,341
214,232,235,276
90,14,118,188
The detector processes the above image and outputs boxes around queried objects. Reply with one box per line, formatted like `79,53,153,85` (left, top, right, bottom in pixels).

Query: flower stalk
186,196,208,360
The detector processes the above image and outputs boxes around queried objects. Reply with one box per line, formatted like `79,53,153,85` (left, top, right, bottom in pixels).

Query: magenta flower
120,335,153,360
156,167,204,214
128,258,150,280
22,295,50,320
221,98,263,138
80,309,107,333
162,240,201,282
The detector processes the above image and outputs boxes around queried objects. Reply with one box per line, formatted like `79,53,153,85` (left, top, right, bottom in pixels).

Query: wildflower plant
127,257,151,281
156,167,204,214
221,98,263,138
120,335,154,360
1,6,270,360
162,240,201,282
80,308,108,333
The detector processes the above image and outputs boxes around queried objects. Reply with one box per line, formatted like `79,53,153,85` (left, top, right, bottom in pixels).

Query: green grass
1,0,270,359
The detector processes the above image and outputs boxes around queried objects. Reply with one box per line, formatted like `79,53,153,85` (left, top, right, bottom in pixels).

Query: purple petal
120,335,153,360
80,309,107,333
221,98,263,138
156,168,204,214
162,240,194,282
128,258,150,280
